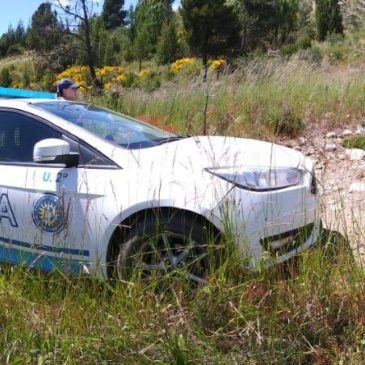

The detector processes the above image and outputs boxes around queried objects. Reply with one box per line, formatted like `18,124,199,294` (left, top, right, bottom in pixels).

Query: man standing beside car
56,78,80,101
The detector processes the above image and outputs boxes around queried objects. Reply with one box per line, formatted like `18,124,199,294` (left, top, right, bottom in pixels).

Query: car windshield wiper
153,136,188,145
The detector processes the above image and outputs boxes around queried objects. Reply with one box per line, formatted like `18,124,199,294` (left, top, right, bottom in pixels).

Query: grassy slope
0,54,33,78
0,54,32,69
92,60,365,141
2,34,365,364
0,244,361,364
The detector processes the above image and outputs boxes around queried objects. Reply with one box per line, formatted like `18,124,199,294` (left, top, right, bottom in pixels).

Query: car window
33,102,177,149
63,135,114,167
0,111,62,163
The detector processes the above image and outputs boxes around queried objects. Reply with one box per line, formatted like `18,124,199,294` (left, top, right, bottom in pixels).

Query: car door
0,108,112,273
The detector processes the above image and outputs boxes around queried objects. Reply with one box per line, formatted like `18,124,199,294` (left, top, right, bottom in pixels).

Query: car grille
311,170,318,195
260,223,315,257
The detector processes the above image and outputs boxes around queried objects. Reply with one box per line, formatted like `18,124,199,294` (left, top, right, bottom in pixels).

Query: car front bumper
211,172,320,268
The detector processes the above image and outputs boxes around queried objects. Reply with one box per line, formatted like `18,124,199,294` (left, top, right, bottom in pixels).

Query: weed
342,135,365,150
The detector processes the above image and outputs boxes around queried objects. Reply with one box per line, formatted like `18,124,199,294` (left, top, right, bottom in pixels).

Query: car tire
115,211,219,284
318,229,354,263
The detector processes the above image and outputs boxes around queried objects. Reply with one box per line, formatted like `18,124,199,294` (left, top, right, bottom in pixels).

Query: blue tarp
0,87,56,99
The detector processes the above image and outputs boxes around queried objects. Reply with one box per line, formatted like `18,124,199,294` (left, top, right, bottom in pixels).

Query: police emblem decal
33,194,64,233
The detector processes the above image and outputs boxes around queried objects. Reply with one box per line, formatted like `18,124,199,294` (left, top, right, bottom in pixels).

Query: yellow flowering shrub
170,57,198,74
138,69,151,78
55,65,132,92
53,58,226,93
11,81,41,90
29,82,41,90
209,59,226,70
96,66,124,78
113,73,128,83
170,58,227,76
104,82,112,90
11,81,25,89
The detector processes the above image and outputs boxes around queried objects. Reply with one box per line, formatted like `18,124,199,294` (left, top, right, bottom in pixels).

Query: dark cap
56,78,80,94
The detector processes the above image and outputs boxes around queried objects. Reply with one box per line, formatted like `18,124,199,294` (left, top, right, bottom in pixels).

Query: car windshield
33,101,178,149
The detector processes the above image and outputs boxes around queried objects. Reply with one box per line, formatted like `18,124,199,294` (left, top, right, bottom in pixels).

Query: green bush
0,67,12,87
136,72,161,92
281,35,312,57
342,136,365,150
121,72,138,88
296,45,322,65
39,72,56,92
6,44,24,56
21,63,32,87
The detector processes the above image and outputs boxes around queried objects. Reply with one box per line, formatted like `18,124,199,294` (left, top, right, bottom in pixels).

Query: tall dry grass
92,54,365,141
1,41,365,364
0,237,360,364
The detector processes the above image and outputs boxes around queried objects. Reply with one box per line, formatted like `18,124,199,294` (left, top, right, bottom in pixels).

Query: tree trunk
273,27,279,49
81,0,101,89
202,52,209,136
202,85,209,136
202,53,208,82
241,24,247,54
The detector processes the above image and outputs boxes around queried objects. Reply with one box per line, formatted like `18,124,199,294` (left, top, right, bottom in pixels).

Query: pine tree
231,0,300,51
156,17,181,64
315,0,343,41
181,0,239,77
273,0,299,46
14,21,26,47
133,0,173,69
102,0,127,30
26,3,63,51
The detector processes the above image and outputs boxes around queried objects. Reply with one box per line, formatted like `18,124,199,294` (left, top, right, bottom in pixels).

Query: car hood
122,136,310,175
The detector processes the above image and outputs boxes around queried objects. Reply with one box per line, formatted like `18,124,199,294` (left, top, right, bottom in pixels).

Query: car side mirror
33,138,79,168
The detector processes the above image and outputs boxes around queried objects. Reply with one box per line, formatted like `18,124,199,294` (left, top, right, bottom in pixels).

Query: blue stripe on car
0,236,89,257
0,245,89,273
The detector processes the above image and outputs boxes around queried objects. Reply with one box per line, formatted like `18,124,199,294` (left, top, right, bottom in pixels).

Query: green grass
2,32,365,363
88,55,365,140
0,54,32,71
0,236,362,364
0,53,35,82
342,135,365,150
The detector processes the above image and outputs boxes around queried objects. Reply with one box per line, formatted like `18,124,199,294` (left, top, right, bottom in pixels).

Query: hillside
2,25,365,365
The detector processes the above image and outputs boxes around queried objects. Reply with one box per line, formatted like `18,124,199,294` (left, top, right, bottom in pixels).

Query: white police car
0,98,320,282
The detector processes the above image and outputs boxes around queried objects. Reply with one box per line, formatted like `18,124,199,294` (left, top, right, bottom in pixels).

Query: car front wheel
115,212,219,284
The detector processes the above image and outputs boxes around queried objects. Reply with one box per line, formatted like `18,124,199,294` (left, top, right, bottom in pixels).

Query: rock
342,129,353,137
298,137,306,146
349,182,365,193
325,143,337,152
338,154,347,160
356,126,365,135
326,131,337,138
355,170,365,179
306,147,315,156
345,148,365,161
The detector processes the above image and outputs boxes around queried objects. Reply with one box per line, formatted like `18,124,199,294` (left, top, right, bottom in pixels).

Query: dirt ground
279,124,365,258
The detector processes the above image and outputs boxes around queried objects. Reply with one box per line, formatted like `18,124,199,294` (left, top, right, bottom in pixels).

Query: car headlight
205,167,303,191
